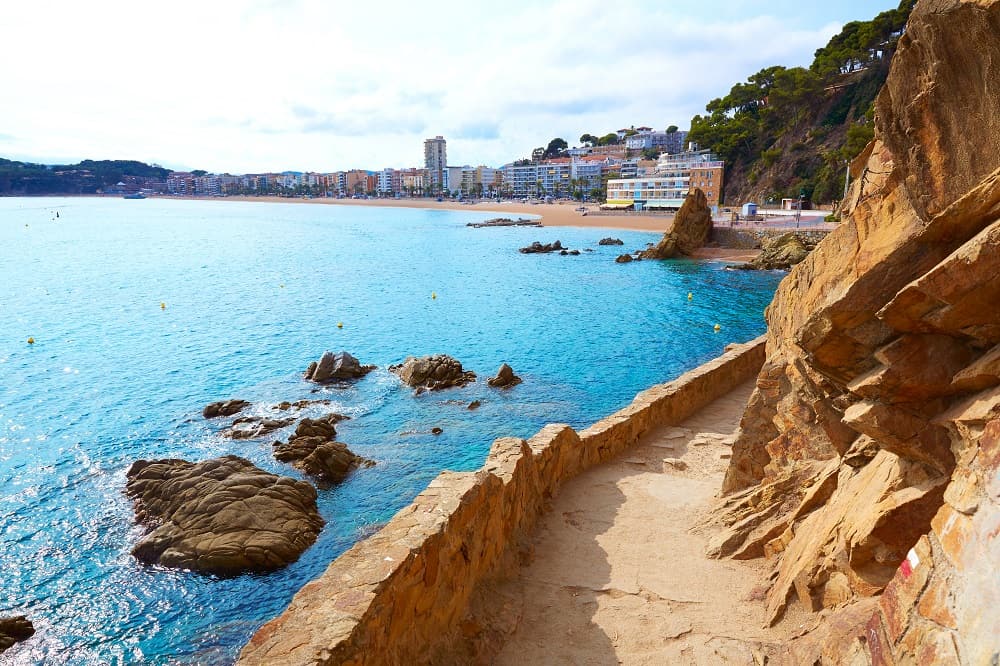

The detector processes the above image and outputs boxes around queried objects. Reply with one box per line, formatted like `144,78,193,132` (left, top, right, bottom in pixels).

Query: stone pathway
488,381,802,664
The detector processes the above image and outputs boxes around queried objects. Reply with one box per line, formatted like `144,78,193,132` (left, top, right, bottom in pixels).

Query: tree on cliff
687,0,916,205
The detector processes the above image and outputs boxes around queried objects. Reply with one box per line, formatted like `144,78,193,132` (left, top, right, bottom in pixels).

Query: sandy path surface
487,381,801,664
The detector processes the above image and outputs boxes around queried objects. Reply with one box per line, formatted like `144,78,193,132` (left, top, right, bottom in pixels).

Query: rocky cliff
713,0,1000,662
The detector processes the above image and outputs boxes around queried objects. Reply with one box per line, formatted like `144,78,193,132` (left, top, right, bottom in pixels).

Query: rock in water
615,253,634,263
598,237,624,245
202,399,250,419
124,456,324,575
0,616,34,654
519,240,564,254
389,355,477,391
273,415,373,483
640,188,712,259
487,363,522,389
304,351,375,383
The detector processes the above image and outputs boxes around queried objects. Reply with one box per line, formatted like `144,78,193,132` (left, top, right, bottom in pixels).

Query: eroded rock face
125,455,324,575
203,399,250,419
390,355,476,391
715,0,1000,660
487,363,522,389
0,616,34,654
640,188,712,259
304,351,375,383
272,414,372,483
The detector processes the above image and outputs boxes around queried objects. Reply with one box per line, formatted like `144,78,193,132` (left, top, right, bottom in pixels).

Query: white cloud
0,0,888,172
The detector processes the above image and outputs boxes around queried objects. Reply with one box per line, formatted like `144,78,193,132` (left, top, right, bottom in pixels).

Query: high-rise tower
424,135,447,193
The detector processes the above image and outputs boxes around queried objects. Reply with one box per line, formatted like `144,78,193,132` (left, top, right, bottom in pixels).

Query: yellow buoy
27,337,35,344
687,292,693,300
160,302,166,310
431,292,437,299
337,322,344,329
714,324,722,332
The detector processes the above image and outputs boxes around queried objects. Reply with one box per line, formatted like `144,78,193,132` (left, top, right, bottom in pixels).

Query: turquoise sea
0,197,781,664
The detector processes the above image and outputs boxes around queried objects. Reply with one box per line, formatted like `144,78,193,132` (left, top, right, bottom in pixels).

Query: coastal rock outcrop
225,415,295,440
125,455,324,575
519,240,564,254
304,351,375,383
615,253,634,263
390,355,476,391
203,399,250,419
487,363,522,389
730,232,812,271
639,188,712,259
0,616,34,654
271,414,372,484
598,237,624,246
713,0,1000,660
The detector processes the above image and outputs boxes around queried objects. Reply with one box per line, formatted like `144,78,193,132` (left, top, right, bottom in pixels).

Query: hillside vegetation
688,0,915,206
0,159,169,195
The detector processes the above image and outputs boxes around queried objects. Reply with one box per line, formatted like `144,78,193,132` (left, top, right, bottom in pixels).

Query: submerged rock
125,455,323,575
304,351,375,383
224,416,295,440
389,355,477,391
273,415,373,483
0,616,34,654
202,399,250,419
487,363,523,389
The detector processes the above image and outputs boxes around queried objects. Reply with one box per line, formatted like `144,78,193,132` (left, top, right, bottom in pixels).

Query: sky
0,0,897,174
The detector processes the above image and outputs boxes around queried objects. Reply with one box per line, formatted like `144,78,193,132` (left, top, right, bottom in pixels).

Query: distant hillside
0,159,170,195
688,0,915,206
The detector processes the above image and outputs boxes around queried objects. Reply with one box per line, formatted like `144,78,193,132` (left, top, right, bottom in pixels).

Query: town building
501,162,539,198
605,149,725,212
424,136,447,193
624,129,689,155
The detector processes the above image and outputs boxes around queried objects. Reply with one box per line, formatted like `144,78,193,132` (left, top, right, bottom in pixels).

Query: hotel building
605,150,725,212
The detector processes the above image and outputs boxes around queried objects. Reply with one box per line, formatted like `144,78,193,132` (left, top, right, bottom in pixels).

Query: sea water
0,197,782,664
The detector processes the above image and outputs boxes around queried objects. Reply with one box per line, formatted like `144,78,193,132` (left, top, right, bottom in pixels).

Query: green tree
543,138,569,159
596,133,620,146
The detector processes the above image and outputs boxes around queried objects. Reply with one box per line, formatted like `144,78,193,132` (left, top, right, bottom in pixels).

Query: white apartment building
606,150,725,212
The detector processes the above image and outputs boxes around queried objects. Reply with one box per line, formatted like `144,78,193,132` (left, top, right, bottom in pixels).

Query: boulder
487,363,522,389
273,415,373,483
0,616,34,654
519,240,563,254
304,351,375,383
640,189,713,259
598,237,624,246
615,253,634,264
203,399,250,419
389,355,477,391
734,232,811,271
124,455,324,575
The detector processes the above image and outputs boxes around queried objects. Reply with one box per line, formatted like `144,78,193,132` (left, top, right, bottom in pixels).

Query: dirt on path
484,381,805,664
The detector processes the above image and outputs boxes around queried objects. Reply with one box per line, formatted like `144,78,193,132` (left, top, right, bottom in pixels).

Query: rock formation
272,414,373,483
125,455,324,575
487,363,522,389
203,399,250,419
730,232,812,271
0,616,34,654
225,415,295,440
639,188,713,259
598,237,624,246
304,351,375,383
390,355,477,391
519,240,564,254
615,253,635,263
713,0,1000,660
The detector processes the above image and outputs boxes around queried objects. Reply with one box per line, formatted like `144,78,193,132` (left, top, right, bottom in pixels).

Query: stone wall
238,337,766,665
709,227,830,250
